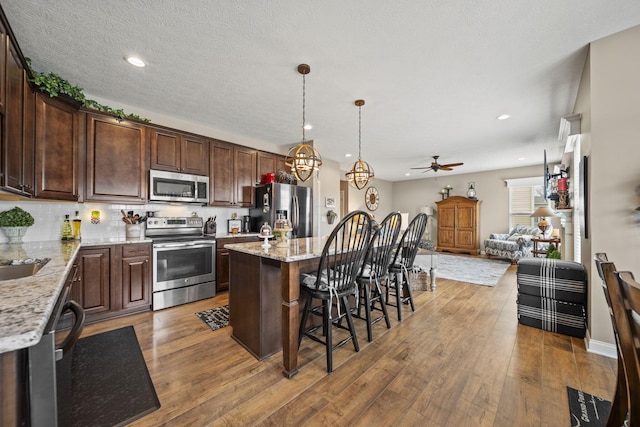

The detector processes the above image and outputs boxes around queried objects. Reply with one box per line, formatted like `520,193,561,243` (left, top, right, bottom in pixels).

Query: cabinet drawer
121,243,151,258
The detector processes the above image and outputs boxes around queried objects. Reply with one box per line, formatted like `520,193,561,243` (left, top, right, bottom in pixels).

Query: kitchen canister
125,224,142,239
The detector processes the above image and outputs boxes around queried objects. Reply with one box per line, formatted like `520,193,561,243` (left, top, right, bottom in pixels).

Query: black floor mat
71,326,160,427
567,386,611,427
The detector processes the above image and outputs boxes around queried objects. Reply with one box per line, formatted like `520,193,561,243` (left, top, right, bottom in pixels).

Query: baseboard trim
585,330,617,359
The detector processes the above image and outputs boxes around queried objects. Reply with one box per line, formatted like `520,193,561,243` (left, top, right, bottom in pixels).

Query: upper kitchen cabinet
150,128,209,176
85,113,148,203
2,43,35,196
210,140,256,207
34,92,80,201
256,151,287,184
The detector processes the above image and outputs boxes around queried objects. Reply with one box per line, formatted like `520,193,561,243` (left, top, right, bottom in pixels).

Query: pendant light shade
285,64,322,182
346,99,374,190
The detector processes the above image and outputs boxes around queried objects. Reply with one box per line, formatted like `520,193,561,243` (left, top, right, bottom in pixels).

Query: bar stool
386,213,428,321
298,210,372,373
353,212,402,342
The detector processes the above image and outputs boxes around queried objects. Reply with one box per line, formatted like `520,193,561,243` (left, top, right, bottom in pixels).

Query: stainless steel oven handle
55,300,85,361
154,241,215,248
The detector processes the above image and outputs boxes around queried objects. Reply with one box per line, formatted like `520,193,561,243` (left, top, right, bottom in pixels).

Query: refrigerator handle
292,194,299,232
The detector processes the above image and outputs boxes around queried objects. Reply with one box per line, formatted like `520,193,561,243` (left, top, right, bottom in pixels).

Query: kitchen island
225,237,327,378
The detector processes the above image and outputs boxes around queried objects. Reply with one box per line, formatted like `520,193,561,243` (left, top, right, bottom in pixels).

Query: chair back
390,213,428,270
361,212,402,279
315,210,372,294
616,270,640,419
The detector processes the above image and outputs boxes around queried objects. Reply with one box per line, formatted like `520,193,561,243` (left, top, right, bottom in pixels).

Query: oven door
153,241,216,291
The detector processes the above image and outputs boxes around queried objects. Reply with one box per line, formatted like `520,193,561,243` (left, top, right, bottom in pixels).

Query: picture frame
325,196,336,208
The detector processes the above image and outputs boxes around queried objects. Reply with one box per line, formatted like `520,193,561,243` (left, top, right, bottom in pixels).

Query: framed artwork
325,196,336,208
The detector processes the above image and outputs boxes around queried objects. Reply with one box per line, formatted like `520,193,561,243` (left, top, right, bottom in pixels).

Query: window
506,177,546,230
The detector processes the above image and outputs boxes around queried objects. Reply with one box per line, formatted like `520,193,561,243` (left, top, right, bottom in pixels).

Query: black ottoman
516,258,587,338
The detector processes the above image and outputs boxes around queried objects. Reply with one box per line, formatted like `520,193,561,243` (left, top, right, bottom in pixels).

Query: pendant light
345,99,374,189
285,64,322,182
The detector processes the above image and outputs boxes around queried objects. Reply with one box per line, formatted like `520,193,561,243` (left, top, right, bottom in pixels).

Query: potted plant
327,209,337,225
0,206,35,243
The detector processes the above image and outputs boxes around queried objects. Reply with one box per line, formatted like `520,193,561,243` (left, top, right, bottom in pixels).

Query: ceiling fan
411,155,464,173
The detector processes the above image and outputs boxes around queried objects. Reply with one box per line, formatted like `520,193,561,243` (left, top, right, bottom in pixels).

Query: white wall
583,24,640,349
345,177,394,222
312,158,342,238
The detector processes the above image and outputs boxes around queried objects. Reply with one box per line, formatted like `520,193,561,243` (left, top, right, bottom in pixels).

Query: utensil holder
125,224,142,240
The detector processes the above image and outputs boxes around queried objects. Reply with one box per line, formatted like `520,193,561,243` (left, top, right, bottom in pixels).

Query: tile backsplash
0,200,249,243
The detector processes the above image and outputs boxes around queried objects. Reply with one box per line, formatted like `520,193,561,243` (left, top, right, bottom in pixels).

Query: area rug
70,326,160,427
413,253,510,286
196,305,230,331
567,386,611,427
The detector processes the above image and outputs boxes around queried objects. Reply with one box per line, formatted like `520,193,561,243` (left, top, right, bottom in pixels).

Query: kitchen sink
0,258,51,281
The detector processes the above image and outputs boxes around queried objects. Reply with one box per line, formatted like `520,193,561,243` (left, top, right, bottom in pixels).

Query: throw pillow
507,234,522,241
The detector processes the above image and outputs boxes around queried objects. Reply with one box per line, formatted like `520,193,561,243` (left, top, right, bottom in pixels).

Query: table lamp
531,206,556,235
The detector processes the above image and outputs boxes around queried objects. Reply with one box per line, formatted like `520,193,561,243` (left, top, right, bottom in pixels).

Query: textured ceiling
4,1,640,181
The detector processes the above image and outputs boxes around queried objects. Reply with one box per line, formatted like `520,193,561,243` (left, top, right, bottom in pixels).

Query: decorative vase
1,226,29,244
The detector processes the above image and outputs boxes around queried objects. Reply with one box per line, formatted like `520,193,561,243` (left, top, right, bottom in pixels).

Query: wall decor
325,196,336,208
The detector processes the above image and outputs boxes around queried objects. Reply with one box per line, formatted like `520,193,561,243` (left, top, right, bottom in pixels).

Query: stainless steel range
146,217,216,310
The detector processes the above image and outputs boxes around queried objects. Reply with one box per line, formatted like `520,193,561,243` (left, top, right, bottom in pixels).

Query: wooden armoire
436,196,482,255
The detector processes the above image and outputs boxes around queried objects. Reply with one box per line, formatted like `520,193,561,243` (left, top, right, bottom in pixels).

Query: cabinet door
3,43,24,193
437,205,456,248
234,146,256,207
455,205,476,249
181,135,209,175
150,128,181,172
75,247,112,319
257,151,276,184
121,256,151,311
216,248,230,292
86,114,147,203
210,141,234,206
34,93,79,200
120,243,151,311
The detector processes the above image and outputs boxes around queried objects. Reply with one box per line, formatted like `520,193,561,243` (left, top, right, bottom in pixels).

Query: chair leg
395,272,403,321
375,279,392,329
298,292,313,348
403,270,416,312
324,298,333,373
342,296,360,352
363,282,373,342
606,355,629,427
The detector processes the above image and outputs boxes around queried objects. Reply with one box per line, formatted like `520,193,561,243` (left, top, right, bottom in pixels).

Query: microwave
149,169,209,204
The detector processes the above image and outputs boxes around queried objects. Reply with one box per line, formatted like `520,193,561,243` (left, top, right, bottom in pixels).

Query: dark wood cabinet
85,113,147,203
150,127,209,175
74,246,112,320
120,243,151,311
256,151,288,184
210,140,256,207
216,236,257,292
74,243,151,323
2,43,35,196
436,196,481,255
34,92,80,200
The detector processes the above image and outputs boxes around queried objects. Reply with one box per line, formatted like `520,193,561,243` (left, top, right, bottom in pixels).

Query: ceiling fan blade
420,167,434,173
410,166,433,170
439,167,453,171
440,162,464,168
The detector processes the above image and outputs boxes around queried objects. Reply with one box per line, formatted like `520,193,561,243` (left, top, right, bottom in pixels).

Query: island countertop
224,236,328,262
0,237,152,354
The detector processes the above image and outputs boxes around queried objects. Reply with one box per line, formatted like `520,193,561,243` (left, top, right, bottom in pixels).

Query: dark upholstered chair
386,213,428,321
353,212,402,342
594,253,631,427
298,210,372,373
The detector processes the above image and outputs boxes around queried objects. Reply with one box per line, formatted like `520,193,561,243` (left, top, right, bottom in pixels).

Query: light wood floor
80,264,616,426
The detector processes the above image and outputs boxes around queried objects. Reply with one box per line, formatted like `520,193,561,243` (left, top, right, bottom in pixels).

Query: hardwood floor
80,265,616,426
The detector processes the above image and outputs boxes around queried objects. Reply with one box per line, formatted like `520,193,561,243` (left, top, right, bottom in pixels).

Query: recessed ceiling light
405,173,411,176
125,56,146,67
497,114,510,120
303,123,313,130
345,153,352,158
518,157,526,161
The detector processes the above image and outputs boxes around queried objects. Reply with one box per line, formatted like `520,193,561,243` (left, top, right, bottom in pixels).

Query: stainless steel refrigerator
249,183,313,238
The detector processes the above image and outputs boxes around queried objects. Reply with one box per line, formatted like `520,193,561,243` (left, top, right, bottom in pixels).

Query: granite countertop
0,237,152,354
213,232,261,239
225,237,328,262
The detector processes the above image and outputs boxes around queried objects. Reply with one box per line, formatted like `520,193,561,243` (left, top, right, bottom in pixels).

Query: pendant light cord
358,104,362,160
302,73,306,142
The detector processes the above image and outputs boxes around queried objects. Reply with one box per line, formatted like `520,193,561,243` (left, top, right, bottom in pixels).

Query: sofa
484,225,548,263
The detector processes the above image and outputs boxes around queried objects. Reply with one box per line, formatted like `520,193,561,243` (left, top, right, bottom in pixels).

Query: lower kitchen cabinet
73,243,151,323
216,236,257,292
